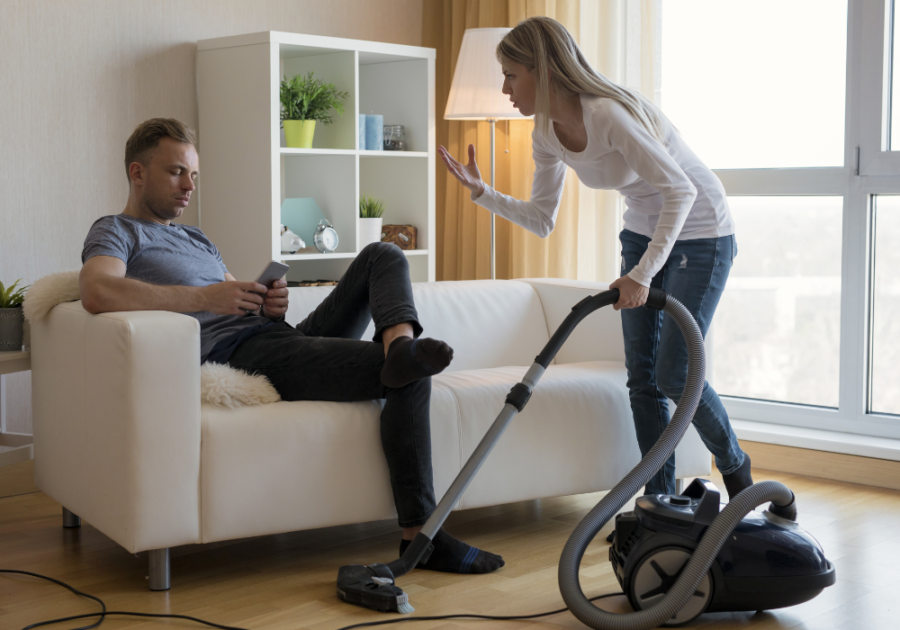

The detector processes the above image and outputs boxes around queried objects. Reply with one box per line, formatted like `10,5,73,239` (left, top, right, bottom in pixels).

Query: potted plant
280,72,349,149
359,195,385,249
0,280,28,351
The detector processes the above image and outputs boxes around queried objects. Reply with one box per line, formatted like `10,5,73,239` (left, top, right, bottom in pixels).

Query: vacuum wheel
628,546,713,627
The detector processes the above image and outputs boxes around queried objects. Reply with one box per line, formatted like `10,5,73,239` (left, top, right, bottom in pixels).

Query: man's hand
609,275,650,311
200,281,267,315
260,279,289,320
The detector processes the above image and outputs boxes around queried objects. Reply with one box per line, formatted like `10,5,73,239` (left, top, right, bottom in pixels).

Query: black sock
399,529,504,574
381,337,453,389
723,454,754,500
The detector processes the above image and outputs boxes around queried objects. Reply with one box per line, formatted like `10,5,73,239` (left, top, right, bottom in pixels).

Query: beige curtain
424,0,661,282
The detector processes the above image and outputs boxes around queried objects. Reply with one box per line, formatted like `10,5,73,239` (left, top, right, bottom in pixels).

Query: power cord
1,568,624,630
0,570,245,630
332,592,624,630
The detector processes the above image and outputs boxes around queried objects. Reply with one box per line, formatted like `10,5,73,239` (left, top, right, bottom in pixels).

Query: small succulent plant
359,195,385,219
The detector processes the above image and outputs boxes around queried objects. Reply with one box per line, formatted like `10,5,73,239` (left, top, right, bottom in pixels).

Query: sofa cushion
437,361,711,509
199,381,463,543
285,280,552,372
405,281,552,372
435,361,640,509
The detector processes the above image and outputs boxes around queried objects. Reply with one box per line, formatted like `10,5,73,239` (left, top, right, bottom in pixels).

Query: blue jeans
619,229,745,495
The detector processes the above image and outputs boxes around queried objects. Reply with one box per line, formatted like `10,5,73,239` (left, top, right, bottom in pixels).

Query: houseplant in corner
280,72,349,149
358,194,385,249
0,280,28,351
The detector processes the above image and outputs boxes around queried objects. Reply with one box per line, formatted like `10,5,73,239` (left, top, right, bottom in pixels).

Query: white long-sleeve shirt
473,94,734,286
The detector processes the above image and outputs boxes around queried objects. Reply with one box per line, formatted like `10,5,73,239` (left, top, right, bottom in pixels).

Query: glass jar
383,125,406,151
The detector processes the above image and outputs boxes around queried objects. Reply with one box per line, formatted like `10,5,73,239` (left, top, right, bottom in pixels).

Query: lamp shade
444,28,531,121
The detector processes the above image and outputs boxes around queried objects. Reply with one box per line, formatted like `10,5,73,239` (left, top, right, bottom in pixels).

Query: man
79,118,503,574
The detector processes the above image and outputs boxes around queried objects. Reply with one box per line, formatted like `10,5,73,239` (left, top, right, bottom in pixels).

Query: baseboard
739,439,900,491
0,459,38,498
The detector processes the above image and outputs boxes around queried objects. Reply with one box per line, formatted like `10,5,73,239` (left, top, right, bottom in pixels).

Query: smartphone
254,260,290,292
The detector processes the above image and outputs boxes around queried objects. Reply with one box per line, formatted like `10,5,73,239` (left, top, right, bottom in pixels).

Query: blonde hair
497,16,666,143
124,118,197,183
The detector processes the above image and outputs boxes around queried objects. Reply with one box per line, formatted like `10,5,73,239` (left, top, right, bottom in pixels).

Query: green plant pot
284,120,317,148
0,307,24,351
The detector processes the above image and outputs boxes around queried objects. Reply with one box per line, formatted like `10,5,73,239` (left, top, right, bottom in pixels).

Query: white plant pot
358,217,383,249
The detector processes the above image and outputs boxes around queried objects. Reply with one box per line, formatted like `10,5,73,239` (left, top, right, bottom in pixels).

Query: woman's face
501,60,536,116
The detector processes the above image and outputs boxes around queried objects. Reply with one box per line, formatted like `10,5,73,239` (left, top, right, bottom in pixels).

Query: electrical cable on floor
1,568,624,630
331,593,624,630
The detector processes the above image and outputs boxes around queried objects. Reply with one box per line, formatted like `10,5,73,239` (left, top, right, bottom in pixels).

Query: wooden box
381,224,417,250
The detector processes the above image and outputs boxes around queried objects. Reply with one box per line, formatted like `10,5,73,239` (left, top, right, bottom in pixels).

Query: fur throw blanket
23,271,281,408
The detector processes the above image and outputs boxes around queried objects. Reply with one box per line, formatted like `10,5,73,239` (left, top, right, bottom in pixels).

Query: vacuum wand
336,288,636,613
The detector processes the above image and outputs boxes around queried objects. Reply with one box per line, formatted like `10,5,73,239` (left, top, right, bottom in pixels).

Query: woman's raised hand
439,144,486,198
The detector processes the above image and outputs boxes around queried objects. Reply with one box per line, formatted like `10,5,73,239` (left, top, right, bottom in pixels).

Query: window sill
731,419,900,463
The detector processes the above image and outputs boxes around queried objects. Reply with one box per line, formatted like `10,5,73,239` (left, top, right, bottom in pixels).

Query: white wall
0,0,424,434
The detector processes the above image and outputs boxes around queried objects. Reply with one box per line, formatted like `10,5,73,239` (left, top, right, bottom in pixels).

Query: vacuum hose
558,295,796,630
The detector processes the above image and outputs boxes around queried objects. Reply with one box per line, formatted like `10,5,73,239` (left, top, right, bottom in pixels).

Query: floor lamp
444,28,530,279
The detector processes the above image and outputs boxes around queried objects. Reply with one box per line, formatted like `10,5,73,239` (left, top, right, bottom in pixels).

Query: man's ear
128,161,145,188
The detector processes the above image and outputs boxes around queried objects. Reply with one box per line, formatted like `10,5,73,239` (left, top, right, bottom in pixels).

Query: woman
439,16,752,500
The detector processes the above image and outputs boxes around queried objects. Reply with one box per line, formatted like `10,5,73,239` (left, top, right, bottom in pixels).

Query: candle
365,114,383,151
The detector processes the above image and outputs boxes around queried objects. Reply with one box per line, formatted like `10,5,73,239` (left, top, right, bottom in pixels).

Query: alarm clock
313,219,339,253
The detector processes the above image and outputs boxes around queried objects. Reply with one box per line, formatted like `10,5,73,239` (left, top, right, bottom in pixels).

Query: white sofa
30,278,710,588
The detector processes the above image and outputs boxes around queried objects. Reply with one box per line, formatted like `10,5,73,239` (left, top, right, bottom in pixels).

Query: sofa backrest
286,280,551,372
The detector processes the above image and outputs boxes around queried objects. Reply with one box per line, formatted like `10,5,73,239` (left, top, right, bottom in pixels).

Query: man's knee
362,241,403,260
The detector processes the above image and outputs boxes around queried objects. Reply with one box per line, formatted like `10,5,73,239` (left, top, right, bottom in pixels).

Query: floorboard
1,468,897,630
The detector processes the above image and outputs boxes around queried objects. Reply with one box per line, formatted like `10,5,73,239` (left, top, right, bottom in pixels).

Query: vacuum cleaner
336,288,836,629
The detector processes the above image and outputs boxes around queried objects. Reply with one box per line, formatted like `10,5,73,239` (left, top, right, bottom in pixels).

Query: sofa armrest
518,278,626,364
31,302,202,553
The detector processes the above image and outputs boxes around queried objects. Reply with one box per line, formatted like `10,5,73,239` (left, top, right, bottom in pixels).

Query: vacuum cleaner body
611,479,835,625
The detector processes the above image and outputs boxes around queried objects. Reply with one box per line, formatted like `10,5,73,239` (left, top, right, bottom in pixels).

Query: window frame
704,0,900,441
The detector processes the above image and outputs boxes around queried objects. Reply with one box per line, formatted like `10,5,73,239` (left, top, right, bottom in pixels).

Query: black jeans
228,242,436,528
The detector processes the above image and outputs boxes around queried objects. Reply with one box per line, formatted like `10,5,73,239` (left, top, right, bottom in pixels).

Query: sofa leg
148,548,171,591
62,507,81,529
675,478,685,495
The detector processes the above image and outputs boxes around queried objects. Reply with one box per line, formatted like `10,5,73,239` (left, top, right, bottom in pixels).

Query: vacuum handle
535,287,668,368
682,478,721,526
646,287,667,310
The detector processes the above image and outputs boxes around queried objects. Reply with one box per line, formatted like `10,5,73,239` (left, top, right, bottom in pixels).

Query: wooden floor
2,468,899,630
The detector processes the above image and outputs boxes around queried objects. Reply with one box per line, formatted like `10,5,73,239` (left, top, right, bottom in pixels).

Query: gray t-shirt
82,213,270,363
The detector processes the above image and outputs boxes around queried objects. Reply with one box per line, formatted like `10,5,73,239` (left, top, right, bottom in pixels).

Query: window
660,1,900,441
891,1,900,149
661,0,847,169
712,197,842,408
870,195,900,415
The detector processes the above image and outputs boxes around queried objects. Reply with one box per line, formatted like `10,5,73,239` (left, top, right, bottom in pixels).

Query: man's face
132,137,199,224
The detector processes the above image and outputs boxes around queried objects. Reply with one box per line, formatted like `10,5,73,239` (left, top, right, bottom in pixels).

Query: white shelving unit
197,31,436,283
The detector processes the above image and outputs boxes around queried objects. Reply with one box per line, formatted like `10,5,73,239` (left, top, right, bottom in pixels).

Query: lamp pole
442,28,530,280
489,118,496,280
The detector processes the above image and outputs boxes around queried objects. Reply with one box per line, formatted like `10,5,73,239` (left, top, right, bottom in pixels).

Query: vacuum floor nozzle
336,564,414,614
